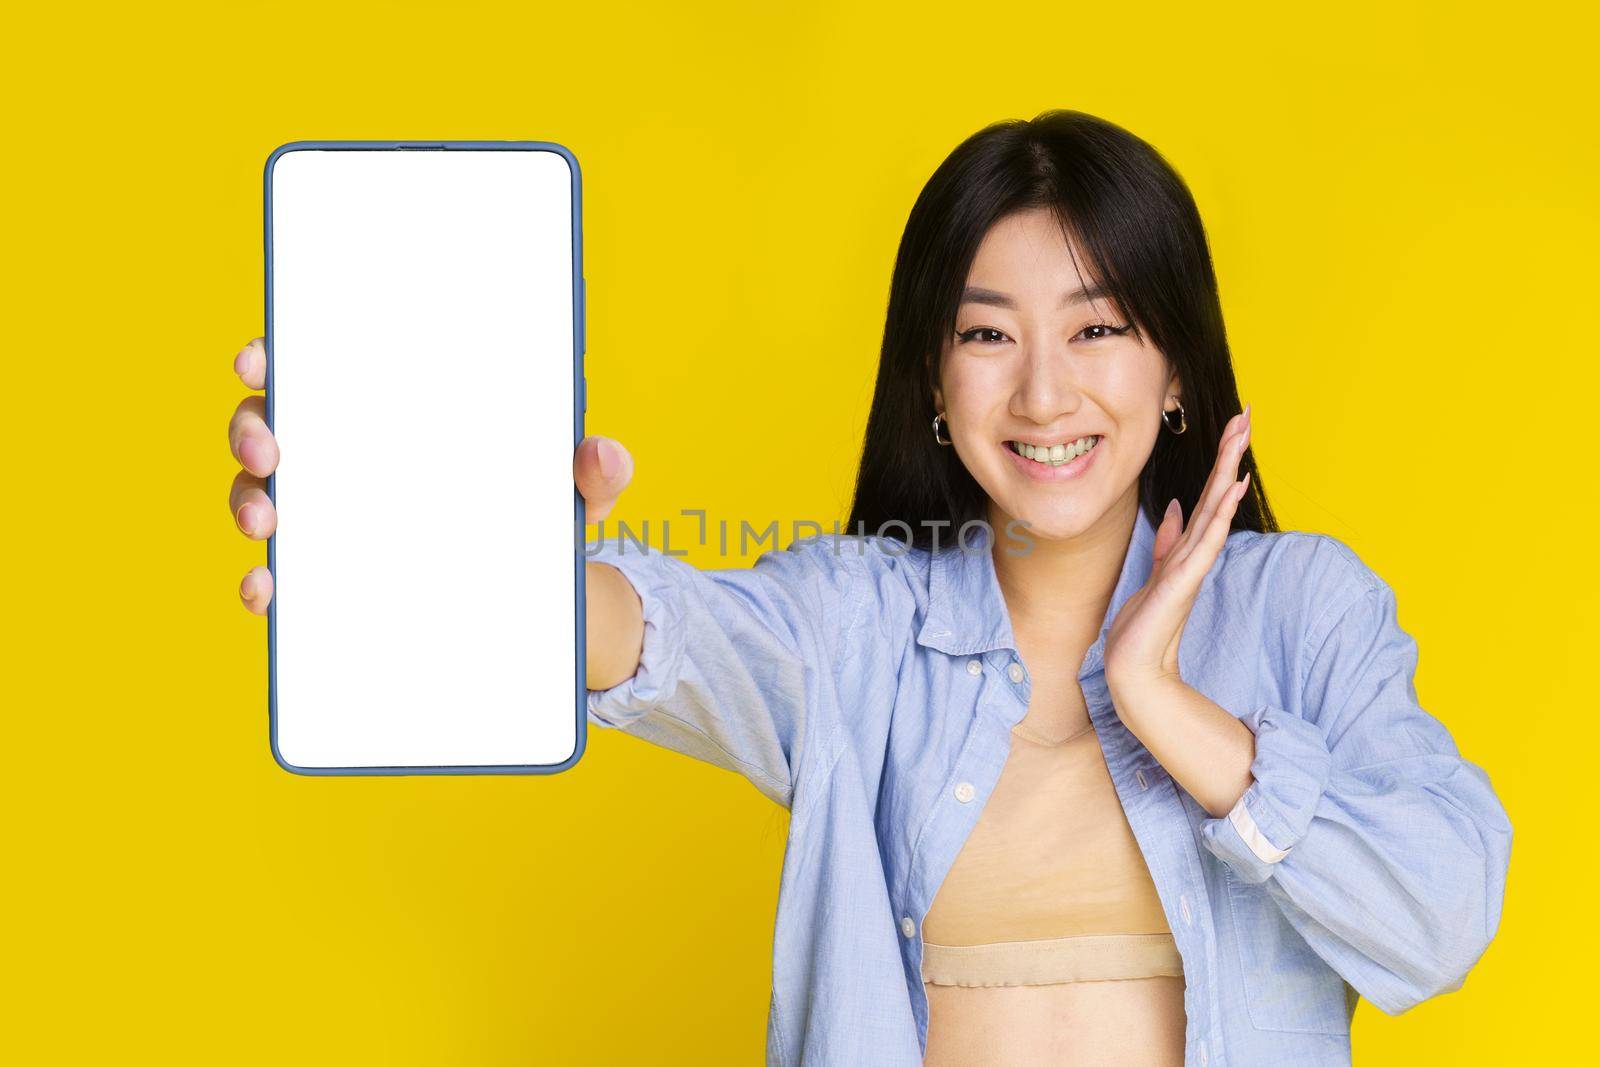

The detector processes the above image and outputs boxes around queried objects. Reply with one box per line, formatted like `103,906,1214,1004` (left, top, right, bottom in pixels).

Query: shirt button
967,659,982,676
1008,661,1024,683
1199,1041,1209,1067
1180,894,1194,926
900,916,916,938
954,781,975,803
1136,768,1149,790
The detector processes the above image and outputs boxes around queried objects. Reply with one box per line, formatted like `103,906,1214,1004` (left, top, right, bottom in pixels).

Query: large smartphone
264,140,585,776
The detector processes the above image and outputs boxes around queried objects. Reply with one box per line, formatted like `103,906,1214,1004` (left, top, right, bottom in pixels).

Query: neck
987,491,1140,638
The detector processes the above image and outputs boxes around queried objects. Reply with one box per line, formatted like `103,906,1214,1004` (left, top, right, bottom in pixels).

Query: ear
932,384,945,414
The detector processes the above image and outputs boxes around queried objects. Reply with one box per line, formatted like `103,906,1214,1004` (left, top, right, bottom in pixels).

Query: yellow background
3,1,1591,1061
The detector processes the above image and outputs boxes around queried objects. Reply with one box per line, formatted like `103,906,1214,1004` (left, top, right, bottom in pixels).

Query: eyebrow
959,284,1117,310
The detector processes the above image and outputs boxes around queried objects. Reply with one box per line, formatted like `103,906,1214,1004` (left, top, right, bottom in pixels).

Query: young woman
227,111,1512,1066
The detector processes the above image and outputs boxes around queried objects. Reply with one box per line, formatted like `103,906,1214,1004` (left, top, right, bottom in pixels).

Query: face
934,206,1180,543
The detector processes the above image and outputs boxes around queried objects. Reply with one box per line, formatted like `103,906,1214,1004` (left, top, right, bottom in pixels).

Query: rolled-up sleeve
585,534,862,809
1199,577,1513,1015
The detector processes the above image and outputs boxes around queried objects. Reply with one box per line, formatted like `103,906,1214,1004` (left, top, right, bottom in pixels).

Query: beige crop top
919,720,1184,987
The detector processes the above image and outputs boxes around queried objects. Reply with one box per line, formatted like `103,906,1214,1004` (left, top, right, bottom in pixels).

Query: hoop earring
1161,396,1187,435
932,411,953,446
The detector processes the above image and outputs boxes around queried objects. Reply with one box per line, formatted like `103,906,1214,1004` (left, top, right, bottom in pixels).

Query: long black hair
847,109,1279,548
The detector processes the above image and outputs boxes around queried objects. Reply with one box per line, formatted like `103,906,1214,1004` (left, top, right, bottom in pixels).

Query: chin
997,503,1098,545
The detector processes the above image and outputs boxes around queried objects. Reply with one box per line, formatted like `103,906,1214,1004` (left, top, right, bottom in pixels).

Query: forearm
1108,676,1255,818
585,561,645,690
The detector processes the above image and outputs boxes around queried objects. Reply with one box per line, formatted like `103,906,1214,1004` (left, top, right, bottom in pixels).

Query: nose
1010,343,1082,424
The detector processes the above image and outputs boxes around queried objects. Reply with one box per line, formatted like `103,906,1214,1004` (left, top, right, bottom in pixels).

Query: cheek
941,358,1011,420
1105,390,1165,474
1099,358,1168,426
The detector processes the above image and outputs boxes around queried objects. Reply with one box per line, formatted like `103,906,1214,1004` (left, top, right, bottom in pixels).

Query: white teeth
1009,435,1100,466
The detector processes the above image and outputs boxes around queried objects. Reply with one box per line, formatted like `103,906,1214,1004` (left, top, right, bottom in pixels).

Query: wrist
1107,670,1185,717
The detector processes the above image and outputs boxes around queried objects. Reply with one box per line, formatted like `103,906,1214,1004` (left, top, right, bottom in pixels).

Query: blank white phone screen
268,147,580,772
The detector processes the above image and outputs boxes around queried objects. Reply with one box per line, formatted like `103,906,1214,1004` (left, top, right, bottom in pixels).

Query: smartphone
264,140,585,775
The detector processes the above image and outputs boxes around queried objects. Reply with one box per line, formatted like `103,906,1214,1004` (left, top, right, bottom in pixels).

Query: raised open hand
1103,402,1252,696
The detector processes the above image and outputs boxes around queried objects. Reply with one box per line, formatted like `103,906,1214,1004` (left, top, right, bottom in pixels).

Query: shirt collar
915,505,1159,659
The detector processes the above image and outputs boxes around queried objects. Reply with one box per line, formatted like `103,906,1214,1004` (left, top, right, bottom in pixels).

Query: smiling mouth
1005,435,1102,467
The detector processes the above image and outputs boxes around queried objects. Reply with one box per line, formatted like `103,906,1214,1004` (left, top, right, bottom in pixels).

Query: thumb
576,435,634,524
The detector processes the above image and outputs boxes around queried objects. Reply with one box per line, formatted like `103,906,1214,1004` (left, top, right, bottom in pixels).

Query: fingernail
237,503,257,533
240,574,255,599
1165,498,1181,521
235,349,250,375
1243,401,1251,425
597,438,618,479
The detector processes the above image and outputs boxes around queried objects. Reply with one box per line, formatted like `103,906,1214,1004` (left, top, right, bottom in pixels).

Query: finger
1173,408,1249,566
234,337,266,390
575,435,633,524
229,394,280,477
1190,470,1248,579
1182,470,1251,583
1189,409,1248,531
229,469,277,539
1151,498,1184,564
240,565,274,614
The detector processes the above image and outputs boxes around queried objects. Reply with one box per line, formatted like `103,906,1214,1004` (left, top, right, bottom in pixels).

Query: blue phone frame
263,139,587,777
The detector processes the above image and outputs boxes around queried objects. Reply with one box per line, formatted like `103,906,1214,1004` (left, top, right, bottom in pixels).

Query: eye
956,327,1009,346
1077,322,1134,342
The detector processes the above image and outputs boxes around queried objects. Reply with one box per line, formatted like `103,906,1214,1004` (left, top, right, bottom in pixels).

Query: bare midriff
923,974,1186,1066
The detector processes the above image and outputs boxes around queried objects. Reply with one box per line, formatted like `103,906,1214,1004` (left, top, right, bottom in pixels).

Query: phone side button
582,375,587,411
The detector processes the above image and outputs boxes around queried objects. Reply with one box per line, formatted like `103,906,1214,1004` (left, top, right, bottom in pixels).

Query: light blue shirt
584,507,1512,1066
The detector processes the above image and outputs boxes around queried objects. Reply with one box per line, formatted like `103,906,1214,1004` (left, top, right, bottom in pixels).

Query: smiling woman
576,110,1509,1066
842,110,1281,1065
226,108,1513,1066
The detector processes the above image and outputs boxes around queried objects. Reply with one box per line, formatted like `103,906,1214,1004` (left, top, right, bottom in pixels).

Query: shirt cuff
584,539,688,728
1199,704,1333,884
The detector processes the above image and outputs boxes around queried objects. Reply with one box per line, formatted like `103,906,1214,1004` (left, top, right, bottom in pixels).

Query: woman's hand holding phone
226,336,644,691
228,337,279,613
